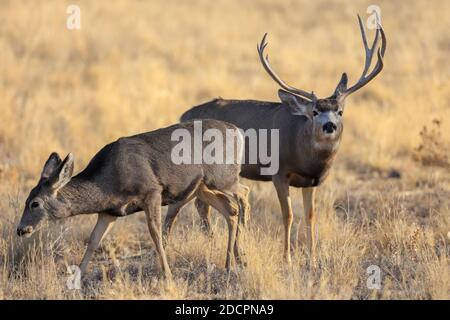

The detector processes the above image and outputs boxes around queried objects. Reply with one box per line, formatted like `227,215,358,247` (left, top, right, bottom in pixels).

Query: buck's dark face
278,73,347,149
278,90,345,144
311,98,344,142
17,152,74,237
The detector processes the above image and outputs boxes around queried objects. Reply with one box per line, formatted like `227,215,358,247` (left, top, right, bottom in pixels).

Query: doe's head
17,152,74,237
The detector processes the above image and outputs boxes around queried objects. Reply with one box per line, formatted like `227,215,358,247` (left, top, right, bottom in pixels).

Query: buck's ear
278,89,312,118
41,152,62,179
48,153,74,191
332,73,348,98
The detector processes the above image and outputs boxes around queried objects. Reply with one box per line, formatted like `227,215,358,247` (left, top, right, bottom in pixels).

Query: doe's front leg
79,213,117,276
144,192,172,280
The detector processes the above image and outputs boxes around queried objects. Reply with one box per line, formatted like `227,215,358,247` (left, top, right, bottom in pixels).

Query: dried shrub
413,119,449,168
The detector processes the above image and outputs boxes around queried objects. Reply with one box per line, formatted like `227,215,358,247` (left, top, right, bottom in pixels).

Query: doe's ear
48,153,74,191
278,89,312,118
41,152,62,179
332,73,348,98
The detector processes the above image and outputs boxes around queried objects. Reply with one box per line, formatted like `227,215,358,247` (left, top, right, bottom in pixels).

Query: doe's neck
56,177,108,216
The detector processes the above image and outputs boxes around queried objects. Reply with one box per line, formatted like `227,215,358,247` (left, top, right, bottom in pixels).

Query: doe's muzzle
17,226,33,237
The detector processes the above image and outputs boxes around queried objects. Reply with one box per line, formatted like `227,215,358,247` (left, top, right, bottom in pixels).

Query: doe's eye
312,110,319,117
338,110,343,116
30,201,40,209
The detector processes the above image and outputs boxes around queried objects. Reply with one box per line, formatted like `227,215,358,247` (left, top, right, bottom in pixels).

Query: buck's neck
56,177,111,216
293,120,341,179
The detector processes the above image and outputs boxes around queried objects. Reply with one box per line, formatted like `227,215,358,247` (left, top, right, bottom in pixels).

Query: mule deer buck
17,120,248,278
178,16,386,264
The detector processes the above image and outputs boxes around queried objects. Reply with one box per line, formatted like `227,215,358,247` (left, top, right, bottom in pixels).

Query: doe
17,119,248,278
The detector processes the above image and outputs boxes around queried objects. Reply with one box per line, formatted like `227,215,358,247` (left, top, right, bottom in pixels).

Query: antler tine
379,20,387,57
357,14,380,79
257,33,316,101
357,14,369,53
339,15,387,100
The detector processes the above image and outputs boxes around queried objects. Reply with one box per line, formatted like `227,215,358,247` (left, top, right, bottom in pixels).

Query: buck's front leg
144,192,172,280
302,187,317,263
273,174,293,266
79,213,117,276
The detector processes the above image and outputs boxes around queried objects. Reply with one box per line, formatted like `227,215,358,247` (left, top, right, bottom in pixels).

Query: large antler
338,14,387,101
257,33,317,102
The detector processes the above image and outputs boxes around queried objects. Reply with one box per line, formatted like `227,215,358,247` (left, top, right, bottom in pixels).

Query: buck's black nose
323,122,337,134
17,228,25,236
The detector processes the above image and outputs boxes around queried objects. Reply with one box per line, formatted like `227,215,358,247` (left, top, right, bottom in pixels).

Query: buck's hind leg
302,187,317,264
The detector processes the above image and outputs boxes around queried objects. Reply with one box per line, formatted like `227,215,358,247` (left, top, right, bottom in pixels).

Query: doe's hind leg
231,183,250,266
236,183,250,227
196,184,240,271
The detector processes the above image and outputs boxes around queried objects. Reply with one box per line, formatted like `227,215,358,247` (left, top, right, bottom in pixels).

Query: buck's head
277,73,348,145
17,152,74,237
257,15,386,148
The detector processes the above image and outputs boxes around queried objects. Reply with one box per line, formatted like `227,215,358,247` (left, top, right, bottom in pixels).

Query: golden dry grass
0,0,449,299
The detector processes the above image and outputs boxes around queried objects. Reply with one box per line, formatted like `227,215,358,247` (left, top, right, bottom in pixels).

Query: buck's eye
338,110,343,116
30,201,41,210
313,110,319,117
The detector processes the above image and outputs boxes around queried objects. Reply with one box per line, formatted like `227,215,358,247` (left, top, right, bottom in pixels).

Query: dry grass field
0,0,449,299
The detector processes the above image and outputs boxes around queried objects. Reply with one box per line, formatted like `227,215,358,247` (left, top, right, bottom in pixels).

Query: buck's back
181,99,285,130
